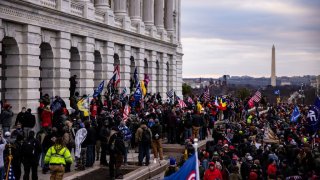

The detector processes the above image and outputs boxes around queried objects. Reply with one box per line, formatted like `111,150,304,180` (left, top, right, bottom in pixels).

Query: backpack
141,128,151,144
23,139,36,156
112,133,126,155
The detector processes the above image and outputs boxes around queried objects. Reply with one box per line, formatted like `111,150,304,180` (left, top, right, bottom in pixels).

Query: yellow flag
140,80,147,96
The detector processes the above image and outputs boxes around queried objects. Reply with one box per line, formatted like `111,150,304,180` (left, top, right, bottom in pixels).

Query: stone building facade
0,0,183,114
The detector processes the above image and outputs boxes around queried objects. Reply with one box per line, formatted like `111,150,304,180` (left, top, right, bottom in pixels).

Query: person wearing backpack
21,131,41,180
135,121,152,166
150,119,163,161
108,127,126,180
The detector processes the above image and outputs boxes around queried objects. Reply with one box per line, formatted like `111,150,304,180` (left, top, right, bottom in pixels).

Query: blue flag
164,154,197,180
4,163,15,180
93,80,104,98
274,90,280,95
134,82,142,102
315,96,320,109
307,104,320,133
290,106,300,122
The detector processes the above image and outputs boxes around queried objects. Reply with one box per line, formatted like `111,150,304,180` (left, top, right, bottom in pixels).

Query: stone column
129,0,141,22
176,54,183,97
105,41,115,80
114,0,131,30
142,0,154,26
158,53,167,99
18,25,42,114
154,0,164,30
165,0,174,33
78,37,95,95
119,45,131,90
114,0,127,16
95,0,110,9
94,0,114,25
148,51,157,94
136,48,145,81
53,32,71,107
171,55,177,92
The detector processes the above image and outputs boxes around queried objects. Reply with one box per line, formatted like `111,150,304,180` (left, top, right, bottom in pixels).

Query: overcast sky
181,0,320,78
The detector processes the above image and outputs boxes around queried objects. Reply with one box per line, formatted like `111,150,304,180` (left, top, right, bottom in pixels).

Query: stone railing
114,16,123,28
22,0,175,43
40,0,57,9
70,1,84,17
94,10,105,22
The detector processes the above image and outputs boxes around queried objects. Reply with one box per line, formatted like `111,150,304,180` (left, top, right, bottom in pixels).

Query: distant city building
280,81,292,86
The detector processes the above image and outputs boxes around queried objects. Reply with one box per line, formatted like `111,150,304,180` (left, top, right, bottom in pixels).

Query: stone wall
0,0,183,118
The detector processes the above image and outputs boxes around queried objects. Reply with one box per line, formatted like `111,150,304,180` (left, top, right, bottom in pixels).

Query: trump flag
164,154,197,180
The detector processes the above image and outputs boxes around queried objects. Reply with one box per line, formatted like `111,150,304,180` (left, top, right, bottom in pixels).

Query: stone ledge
119,160,168,180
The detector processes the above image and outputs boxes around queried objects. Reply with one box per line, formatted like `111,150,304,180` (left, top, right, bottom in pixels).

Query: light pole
299,83,305,104
193,138,200,180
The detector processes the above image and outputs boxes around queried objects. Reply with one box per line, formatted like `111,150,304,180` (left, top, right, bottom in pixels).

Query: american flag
248,90,262,108
203,88,210,101
166,89,174,98
175,95,187,108
187,97,194,104
178,99,187,108
5,163,15,180
123,104,131,122
113,65,121,88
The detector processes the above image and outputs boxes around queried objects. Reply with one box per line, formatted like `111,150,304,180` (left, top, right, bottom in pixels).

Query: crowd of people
0,85,319,180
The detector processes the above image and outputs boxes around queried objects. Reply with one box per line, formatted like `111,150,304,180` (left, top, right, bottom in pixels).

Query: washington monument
271,45,276,86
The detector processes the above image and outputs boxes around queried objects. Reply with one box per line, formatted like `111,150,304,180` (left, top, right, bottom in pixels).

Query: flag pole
193,138,200,180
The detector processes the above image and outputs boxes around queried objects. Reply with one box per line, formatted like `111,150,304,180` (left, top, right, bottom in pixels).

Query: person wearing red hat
204,162,223,180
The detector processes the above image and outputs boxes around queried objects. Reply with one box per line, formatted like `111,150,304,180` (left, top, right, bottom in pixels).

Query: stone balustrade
70,1,84,16
40,0,57,8
24,0,176,43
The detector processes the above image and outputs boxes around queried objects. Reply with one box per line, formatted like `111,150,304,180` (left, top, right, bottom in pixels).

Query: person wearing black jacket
84,121,97,167
192,112,201,140
15,107,27,126
108,127,126,180
21,131,42,180
151,119,163,160
12,134,23,180
99,121,110,166
23,109,36,138
183,111,193,141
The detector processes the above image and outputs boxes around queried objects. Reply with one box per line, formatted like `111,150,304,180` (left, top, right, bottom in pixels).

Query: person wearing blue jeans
135,124,152,166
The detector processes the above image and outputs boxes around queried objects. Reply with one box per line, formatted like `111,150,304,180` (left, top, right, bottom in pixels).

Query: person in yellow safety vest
44,137,73,180
77,95,89,119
